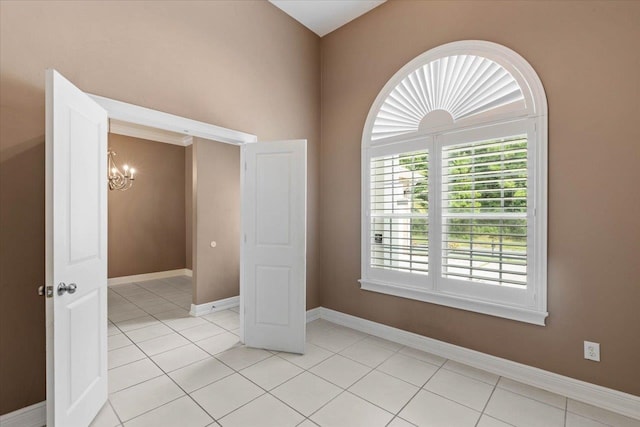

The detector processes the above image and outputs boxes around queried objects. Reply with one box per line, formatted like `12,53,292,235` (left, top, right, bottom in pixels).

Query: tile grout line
189,347,313,423
119,395,188,425
115,277,304,425
269,352,391,424
109,281,187,315
385,356,448,425
493,382,569,414
114,303,410,427
233,330,378,424
106,398,124,426
297,334,407,422
113,315,234,355
474,375,501,427
214,333,381,424
109,278,224,425
253,324,440,423
109,277,589,427
114,303,437,426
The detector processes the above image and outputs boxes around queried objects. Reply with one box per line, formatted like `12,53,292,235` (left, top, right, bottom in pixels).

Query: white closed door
45,70,108,426
242,140,307,354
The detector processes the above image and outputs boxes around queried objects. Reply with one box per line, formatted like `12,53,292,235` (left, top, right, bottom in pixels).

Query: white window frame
360,41,548,325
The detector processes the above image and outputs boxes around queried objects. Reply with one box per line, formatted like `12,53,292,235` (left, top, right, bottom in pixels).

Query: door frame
89,93,258,342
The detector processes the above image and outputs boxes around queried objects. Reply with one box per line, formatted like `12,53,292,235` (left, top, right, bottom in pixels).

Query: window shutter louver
441,135,528,287
370,150,430,275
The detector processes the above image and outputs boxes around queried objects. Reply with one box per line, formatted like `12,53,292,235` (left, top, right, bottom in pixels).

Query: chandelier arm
107,148,136,191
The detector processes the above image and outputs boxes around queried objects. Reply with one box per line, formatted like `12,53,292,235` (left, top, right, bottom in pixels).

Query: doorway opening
105,124,244,383
45,70,307,426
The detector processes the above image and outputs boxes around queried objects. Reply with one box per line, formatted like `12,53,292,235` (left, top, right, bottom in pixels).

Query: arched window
360,41,548,325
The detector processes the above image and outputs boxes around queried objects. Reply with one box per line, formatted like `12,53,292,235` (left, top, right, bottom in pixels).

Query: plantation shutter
370,149,430,276
441,134,528,287
361,42,548,325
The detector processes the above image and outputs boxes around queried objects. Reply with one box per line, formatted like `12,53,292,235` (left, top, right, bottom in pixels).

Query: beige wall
192,138,241,304
186,145,193,270
2,0,639,417
0,0,321,415
108,134,186,278
320,0,640,396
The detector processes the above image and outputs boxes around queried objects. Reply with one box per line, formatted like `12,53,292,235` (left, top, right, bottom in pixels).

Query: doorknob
57,282,77,296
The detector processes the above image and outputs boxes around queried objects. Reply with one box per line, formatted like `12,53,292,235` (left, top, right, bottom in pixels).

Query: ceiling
269,0,386,37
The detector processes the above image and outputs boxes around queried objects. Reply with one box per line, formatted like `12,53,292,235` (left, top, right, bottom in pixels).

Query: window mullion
429,136,440,290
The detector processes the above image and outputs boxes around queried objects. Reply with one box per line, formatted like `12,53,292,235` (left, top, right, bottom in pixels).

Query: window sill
359,279,548,326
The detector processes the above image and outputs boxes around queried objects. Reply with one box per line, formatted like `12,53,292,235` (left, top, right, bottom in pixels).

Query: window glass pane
370,150,429,275
441,135,527,287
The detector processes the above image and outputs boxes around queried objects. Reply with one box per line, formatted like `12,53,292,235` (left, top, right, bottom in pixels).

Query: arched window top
366,41,547,142
360,40,548,325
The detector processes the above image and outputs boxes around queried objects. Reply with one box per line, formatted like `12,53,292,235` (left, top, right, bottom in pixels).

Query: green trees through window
394,135,529,286
442,135,528,286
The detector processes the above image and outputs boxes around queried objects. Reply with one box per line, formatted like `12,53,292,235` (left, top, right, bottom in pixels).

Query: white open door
242,140,307,354
45,70,108,426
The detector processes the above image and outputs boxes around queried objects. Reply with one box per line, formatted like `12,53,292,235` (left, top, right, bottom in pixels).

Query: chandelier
108,149,136,191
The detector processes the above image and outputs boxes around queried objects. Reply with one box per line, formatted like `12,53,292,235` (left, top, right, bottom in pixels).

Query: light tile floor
94,276,639,427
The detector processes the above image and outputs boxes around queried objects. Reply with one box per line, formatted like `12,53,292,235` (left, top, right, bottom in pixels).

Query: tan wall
192,138,241,304
108,134,186,278
0,1,321,415
320,0,640,396
186,145,193,270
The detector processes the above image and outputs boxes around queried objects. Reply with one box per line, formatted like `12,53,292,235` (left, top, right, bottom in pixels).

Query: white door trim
85,93,258,342
88,94,257,145
109,119,193,147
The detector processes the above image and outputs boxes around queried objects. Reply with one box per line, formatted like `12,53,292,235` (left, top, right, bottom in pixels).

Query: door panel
46,69,108,427
256,266,291,326
242,140,306,354
68,107,102,262
256,153,292,245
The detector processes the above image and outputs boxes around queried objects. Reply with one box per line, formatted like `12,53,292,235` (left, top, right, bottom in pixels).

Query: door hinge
244,162,247,171
38,285,54,298
244,234,247,243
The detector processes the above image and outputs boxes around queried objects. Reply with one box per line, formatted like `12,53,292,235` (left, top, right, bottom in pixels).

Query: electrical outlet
584,341,600,362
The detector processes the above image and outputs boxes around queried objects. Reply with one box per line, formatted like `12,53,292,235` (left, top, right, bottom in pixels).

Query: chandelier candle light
107,149,136,191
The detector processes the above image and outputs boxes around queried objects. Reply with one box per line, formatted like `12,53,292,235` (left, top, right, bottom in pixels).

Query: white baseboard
6,307,637,424
0,401,46,427
306,307,321,322
108,268,192,286
190,295,239,317
314,307,640,421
